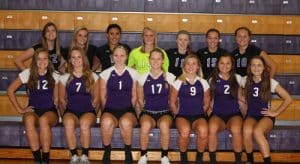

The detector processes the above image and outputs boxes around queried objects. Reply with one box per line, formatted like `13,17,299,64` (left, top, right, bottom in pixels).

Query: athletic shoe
137,154,147,164
79,154,90,164
70,154,80,164
161,156,170,164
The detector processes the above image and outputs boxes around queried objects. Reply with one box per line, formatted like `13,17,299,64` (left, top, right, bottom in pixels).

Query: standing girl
231,27,276,77
95,24,131,71
14,22,66,72
197,28,228,79
63,27,98,70
170,55,210,164
242,56,292,164
100,45,138,164
128,27,169,75
137,48,175,164
7,49,59,164
208,54,244,164
166,30,192,77
59,48,99,164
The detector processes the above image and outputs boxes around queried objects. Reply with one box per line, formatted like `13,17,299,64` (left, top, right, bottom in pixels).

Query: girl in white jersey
242,56,292,164
100,45,138,164
7,48,59,164
137,48,175,164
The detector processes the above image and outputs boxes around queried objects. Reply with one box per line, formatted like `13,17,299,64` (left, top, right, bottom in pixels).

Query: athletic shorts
210,113,243,124
34,107,58,117
64,109,96,118
140,110,173,122
245,115,276,125
175,114,207,125
102,107,137,120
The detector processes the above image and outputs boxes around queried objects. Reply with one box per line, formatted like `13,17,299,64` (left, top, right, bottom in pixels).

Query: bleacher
0,0,299,162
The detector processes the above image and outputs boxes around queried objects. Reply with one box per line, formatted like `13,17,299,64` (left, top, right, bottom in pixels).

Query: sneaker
245,162,253,164
70,154,80,164
138,154,147,164
161,156,170,164
79,154,90,164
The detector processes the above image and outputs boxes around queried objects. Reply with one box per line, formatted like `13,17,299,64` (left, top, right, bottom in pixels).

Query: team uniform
197,47,228,79
100,66,138,119
210,74,243,123
96,43,131,71
231,45,262,77
166,48,188,78
33,43,63,71
138,72,175,121
62,44,97,69
19,68,60,117
173,77,210,123
242,77,278,123
59,72,98,117
128,46,169,74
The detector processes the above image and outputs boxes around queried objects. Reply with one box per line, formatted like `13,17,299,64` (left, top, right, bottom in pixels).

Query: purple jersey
28,75,55,110
212,75,241,117
138,72,175,111
19,69,59,110
245,78,278,118
100,66,138,110
59,73,98,114
173,77,210,116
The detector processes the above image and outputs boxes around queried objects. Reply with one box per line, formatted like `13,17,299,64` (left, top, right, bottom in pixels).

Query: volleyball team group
7,22,293,164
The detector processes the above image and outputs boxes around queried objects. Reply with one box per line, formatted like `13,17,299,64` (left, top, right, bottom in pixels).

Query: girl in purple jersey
242,56,292,164
59,48,100,164
7,48,59,164
137,48,175,164
208,54,245,164
170,54,210,164
99,45,138,164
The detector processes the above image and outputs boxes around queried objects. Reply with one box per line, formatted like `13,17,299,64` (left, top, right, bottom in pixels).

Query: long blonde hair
141,27,157,53
149,48,169,89
66,48,94,93
69,26,89,53
178,54,204,83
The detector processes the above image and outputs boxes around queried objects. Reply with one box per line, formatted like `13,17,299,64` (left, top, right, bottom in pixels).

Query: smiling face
107,27,121,46
113,47,127,67
70,50,83,68
76,29,88,48
44,25,57,42
176,33,190,50
250,58,265,77
143,28,155,46
218,56,232,75
150,51,164,70
206,31,219,49
36,51,49,70
236,29,251,48
184,57,200,75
